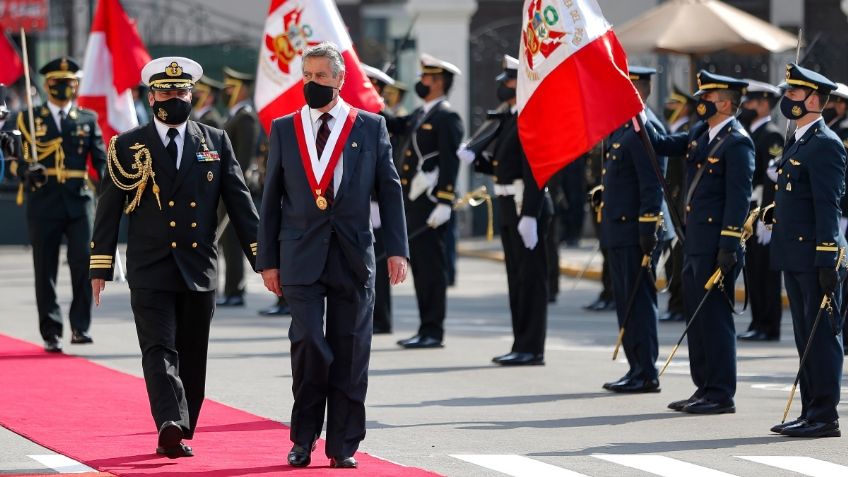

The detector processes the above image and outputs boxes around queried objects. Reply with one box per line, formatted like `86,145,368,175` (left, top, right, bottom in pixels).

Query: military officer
90,57,259,457
584,143,616,312
647,71,754,414
13,57,106,352
767,64,845,438
600,66,667,393
736,80,784,342
387,54,463,349
191,75,224,129
830,84,848,356
217,66,260,307
660,85,697,323
458,55,550,365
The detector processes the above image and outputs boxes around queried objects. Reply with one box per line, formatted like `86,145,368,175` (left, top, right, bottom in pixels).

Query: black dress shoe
602,375,631,390
682,398,735,414
583,298,615,312
737,330,779,342
492,352,544,366
216,295,245,307
771,418,806,434
329,456,358,468
44,336,62,353
287,439,318,467
158,421,184,449
659,311,685,322
156,442,193,458
608,378,660,394
781,420,840,438
397,335,443,349
71,330,93,344
258,304,290,316
668,395,700,411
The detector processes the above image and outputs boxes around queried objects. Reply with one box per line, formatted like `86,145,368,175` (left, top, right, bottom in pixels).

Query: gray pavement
0,243,846,476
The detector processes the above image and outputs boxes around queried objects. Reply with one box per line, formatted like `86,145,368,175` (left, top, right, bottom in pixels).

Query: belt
45,168,88,180
493,184,517,196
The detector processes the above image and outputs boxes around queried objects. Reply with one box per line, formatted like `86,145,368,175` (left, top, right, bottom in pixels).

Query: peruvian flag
255,0,382,133
517,0,642,187
77,0,150,145
0,31,23,85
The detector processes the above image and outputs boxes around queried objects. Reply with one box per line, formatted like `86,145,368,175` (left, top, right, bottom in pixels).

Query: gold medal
316,196,328,210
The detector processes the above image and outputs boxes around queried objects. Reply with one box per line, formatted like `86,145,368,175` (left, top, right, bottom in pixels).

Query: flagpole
19,28,39,169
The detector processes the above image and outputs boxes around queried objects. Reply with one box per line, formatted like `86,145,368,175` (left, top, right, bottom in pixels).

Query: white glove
408,169,439,201
766,160,779,183
456,145,476,164
426,203,452,228
840,217,848,237
370,200,382,229
756,220,772,245
517,216,538,250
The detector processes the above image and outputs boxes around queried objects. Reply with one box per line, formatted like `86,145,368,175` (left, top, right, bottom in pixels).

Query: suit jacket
13,106,106,220
196,108,225,130
750,120,784,208
224,104,260,175
90,120,259,291
256,107,408,287
771,121,847,272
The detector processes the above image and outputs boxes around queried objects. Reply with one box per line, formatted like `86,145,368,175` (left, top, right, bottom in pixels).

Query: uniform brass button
777,169,782,174
401,179,408,185
492,161,499,166
403,164,409,171
621,216,626,221
447,185,453,191
191,222,197,228
602,168,606,174
774,184,779,191
708,217,713,223
252,251,257,256
171,242,177,248
168,200,175,207
686,205,691,212
405,150,412,157
190,202,196,208
798,236,803,241
170,221,176,227
192,242,198,248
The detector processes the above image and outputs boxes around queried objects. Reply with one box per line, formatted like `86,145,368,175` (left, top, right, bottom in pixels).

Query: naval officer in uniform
90,57,259,457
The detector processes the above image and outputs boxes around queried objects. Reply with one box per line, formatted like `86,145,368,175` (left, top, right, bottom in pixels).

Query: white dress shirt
47,101,72,133
708,115,735,143
308,99,348,192
794,117,822,141
154,119,187,168
422,96,446,115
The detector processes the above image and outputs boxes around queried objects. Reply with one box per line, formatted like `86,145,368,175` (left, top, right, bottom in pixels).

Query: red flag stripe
89,0,150,94
0,31,23,85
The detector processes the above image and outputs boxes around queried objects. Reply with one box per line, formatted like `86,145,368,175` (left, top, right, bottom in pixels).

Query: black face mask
496,83,516,102
303,81,335,109
737,108,757,129
48,80,75,101
822,107,839,124
153,97,192,125
696,98,718,120
780,95,808,120
414,81,430,100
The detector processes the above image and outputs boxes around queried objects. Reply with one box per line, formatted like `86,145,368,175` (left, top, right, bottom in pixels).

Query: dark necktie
316,113,334,202
785,134,797,151
58,110,66,132
166,128,179,164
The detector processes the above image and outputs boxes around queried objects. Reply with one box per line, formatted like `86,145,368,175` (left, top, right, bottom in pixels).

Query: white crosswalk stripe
28,454,95,474
451,455,590,477
592,454,739,476
737,456,848,476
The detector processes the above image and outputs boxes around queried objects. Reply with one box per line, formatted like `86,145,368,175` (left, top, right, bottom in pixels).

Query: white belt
494,184,517,196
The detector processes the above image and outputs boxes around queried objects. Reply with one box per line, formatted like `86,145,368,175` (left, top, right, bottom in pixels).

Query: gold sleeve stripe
720,230,743,238
816,246,839,252
90,255,114,260
638,216,660,222
436,191,456,200
89,264,113,269
90,259,113,264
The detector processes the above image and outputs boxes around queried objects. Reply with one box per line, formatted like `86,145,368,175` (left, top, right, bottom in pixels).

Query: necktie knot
320,112,332,125
167,128,179,139
59,110,66,120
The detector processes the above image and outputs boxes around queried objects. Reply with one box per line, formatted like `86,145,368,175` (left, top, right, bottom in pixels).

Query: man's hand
517,216,538,249
261,268,283,296
92,279,106,306
426,203,452,228
387,256,408,286
456,145,476,164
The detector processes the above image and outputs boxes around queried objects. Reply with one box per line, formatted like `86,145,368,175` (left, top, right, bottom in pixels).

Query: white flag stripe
78,31,139,134
737,456,848,476
593,454,740,477
28,454,95,474
452,455,590,477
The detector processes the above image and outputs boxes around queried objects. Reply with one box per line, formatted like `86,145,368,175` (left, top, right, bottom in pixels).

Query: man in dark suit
12,57,106,352
191,75,224,129
257,43,408,469
828,84,848,356
648,71,754,415
90,57,259,457
736,80,784,342
458,55,550,366
767,64,846,438
387,54,464,349
217,67,261,307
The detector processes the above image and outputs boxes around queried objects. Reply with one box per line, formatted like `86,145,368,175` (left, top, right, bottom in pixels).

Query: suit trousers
283,234,374,458
130,288,215,438
28,211,93,340
682,253,739,402
217,202,246,297
745,237,783,337
608,245,660,381
783,271,843,423
373,229,392,332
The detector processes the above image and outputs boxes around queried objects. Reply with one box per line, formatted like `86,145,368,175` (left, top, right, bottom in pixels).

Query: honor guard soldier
387,54,464,349
736,80,784,342
191,75,225,129
217,66,261,307
660,85,697,323
767,64,846,438
829,84,848,356
13,57,106,352
90,57,259,457
647,71,754,414
457,55,550,365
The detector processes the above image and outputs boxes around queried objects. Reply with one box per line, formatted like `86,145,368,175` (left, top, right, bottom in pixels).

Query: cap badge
697,103,707,116
166,62,183,78
60,58,69,71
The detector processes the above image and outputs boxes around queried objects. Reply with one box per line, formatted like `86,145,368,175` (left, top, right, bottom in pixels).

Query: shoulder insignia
789,159,801,166
130,143,146,150
40,107,49,117
707,157,719,164
68,110,78,120
768,144,783,157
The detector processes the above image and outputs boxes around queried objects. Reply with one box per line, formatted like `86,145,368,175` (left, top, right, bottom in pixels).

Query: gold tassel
16,183,23,206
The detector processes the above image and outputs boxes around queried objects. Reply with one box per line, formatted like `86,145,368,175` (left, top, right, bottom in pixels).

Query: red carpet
0,334,441,476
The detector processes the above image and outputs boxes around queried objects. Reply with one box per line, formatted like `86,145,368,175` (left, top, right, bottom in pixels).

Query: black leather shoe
682,398,735,414
44,336,62,353
608,378,660,394
737,330,779,341
258,303,290,316
158,421,184,449
216,295,245,307
668,395,700,411
492,352,544,366
71,330,93,344
156,442,193,458
781,420,840,438
771,418,806,434
287,439,318,467
659,311,685,322
397,335,443,349
583,298,615,311
602,375,630,390
329,456,358,468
